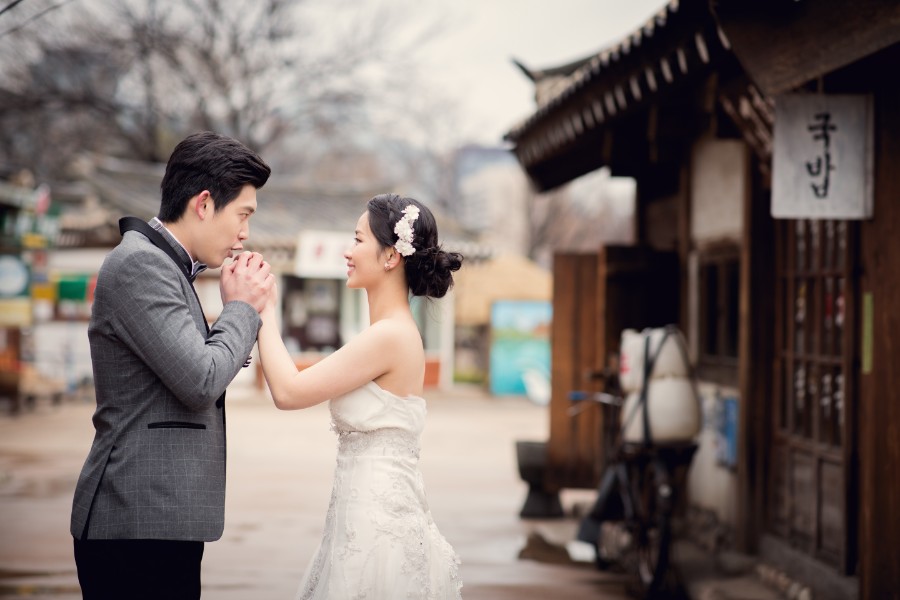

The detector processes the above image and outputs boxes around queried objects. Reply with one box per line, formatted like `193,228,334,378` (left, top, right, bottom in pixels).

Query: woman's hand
262,279,279,321
220,252,273,313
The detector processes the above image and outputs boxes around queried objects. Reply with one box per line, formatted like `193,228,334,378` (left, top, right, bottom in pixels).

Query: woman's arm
256,289,398,410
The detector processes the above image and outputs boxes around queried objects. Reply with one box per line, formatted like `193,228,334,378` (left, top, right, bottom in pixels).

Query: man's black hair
158,131,271,222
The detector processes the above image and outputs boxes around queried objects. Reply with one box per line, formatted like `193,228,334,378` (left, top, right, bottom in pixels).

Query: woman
255,193,464,599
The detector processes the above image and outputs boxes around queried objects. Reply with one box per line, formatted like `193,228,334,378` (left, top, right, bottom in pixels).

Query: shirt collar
149,217,208,281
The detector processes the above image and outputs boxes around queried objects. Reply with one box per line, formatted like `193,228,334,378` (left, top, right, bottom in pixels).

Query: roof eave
504,0,731,191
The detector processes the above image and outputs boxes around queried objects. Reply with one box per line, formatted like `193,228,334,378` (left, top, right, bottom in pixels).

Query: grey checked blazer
70,220,261,541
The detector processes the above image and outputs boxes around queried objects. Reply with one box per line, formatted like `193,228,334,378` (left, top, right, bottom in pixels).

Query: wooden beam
714,0,900,95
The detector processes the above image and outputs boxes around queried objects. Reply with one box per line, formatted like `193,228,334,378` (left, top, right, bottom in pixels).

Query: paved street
0,384,632,600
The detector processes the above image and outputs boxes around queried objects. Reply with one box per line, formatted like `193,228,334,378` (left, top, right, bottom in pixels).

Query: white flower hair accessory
393,204,420,257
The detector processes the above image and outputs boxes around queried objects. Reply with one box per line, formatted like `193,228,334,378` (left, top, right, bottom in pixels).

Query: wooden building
504,0,900,597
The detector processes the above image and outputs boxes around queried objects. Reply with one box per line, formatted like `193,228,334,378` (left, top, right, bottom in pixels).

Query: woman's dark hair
158,131,271,222
367,193,463,299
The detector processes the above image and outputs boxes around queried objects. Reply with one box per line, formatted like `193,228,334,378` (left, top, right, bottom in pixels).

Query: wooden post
736,154,775,553
858,88,900,597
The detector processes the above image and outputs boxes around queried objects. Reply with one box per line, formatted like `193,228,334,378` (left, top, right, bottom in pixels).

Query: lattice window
770,218,856,571
778,220,850,446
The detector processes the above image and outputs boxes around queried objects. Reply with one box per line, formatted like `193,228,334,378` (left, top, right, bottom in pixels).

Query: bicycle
569,329,699,596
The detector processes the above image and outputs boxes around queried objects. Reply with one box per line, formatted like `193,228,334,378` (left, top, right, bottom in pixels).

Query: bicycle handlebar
568,390,624,407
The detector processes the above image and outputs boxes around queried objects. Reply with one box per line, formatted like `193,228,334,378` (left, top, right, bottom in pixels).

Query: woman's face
344,211,387,289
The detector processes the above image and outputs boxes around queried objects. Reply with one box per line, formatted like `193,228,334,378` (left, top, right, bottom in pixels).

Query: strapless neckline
363,380,425,404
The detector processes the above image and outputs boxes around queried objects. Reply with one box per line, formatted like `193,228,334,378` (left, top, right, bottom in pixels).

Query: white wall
686,382,739,526
685,137,748,530
690,137,747,244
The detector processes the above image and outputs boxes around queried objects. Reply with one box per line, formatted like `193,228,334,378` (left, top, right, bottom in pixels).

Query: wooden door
546,246,679,490
770,219,857,573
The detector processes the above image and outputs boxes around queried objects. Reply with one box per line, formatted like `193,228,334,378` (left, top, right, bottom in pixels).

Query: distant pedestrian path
0,383,632,599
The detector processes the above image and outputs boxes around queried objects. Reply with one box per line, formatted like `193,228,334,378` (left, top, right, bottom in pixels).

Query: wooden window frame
697,244,741,385
768,218,857,572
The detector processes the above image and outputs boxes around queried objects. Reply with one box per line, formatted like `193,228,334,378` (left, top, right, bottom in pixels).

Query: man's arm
108,247,261,411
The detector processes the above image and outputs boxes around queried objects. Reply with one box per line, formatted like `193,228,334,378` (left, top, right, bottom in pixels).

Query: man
71,131,273,599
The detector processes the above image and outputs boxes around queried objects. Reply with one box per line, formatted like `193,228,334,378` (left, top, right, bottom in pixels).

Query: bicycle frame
571,389,697,596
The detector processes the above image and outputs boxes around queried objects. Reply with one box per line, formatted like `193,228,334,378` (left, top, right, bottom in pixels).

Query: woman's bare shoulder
369,315,420,336
367,317,425,395
362,317,423,355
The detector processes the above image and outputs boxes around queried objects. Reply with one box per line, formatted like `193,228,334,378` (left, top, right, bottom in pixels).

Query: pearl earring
384,263,390,271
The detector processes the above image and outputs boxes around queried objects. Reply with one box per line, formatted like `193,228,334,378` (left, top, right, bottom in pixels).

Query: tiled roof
64,155,486,260
504,0,734,189
80,155,374,247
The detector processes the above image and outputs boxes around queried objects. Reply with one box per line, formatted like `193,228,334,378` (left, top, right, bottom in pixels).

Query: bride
252,193,464,599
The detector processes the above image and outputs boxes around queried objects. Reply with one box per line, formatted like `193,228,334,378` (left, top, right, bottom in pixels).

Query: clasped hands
220,251,276,314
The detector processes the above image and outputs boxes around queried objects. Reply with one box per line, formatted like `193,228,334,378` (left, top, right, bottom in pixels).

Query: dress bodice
330,381,426,433
330,382,426,459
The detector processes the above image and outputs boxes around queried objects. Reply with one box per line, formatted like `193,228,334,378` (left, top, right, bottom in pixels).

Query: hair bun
407,245,463,299
432,247,463,274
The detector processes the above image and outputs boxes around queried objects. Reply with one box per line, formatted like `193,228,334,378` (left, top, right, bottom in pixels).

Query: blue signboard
489,300,551,400
716,396,739,469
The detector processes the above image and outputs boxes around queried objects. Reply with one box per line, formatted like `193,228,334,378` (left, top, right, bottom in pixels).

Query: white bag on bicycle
620,378,701,443
619,328,690,393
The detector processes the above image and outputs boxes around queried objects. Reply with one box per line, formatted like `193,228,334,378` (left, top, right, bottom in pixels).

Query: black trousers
73,538,204,600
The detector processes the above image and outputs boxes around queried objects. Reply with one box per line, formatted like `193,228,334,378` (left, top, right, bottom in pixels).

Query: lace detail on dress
336,427,420,459
295,384,462,600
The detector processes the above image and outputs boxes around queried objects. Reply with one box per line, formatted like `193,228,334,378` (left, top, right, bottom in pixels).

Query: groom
70,131,273,599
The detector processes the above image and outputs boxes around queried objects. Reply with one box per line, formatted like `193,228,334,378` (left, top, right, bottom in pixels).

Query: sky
412,0,669,146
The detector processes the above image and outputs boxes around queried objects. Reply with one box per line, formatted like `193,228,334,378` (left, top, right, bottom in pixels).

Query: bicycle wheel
630,458,673,595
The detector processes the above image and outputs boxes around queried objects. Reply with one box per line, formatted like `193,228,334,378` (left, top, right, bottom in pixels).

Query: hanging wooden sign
771,94,873,219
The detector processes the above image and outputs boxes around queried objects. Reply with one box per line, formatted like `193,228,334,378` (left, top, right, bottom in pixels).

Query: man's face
197,184,257,268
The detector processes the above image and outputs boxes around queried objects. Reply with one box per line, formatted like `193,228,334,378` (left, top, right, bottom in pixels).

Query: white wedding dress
296,381,463,599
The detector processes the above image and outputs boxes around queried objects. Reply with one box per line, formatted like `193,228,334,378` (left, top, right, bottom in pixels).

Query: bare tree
0,0,73,35
0,0,445,177
526,168,636,266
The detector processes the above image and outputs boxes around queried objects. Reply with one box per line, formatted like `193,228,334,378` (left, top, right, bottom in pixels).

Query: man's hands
220,251,274,314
